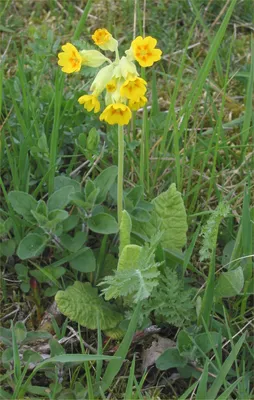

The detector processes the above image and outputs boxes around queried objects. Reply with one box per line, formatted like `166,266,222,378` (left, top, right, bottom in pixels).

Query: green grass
0,0,253,399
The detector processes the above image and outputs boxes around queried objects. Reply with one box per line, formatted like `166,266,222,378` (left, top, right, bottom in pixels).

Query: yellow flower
92,28,118,52
58,43,82,74
128,96,147,111
120,77,147,101
131,36,162,67
106,79,117,93
79,50,109,68
99,103,132,125
78,94,100,113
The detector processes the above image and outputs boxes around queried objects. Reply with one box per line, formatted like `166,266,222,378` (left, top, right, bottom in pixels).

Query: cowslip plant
54,29,195,338
57,28,162,225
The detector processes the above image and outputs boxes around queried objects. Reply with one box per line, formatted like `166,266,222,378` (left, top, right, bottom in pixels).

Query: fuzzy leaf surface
119,210,132,255
132,184,187,250
8,191,37,222
55,282,123,330
100,234,162,303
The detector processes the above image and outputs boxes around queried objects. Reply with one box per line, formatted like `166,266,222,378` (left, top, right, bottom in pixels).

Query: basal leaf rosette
57,29,162,125
55,282,123,332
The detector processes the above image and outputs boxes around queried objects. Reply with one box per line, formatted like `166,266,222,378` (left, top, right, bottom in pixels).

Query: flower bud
90,64,114,96
79,50,109,68
113,56,138,80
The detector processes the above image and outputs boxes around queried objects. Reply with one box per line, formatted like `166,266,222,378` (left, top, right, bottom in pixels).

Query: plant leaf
55,282,123,330
60,232,87,252
132,184,187,250
8,191,37,222
0,239,16,257
30,266,66,283
156,348,187,370
17,234,48,260
94,166,118,203
215,266,244,298
47,186,75,212
119,210,132,255
118,244,141,271
88,213,118,235
69,247,96,272
54,176,80,192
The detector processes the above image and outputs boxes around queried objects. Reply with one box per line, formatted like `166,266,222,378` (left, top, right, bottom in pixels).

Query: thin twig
81,143,105,185
74,5,97,19
211,0,231,27
0,305,20,321
67,325,97,354
142,0,146,37
70,160,90,178
210,318,254,362
133,0,137,39
0,36,12,64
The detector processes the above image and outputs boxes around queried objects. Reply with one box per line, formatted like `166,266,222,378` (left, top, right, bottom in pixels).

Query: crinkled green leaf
118,244,141,271
215,266,244,298
200,202,230,261
119,210,132,255
55,282,123,330
132,184,187,250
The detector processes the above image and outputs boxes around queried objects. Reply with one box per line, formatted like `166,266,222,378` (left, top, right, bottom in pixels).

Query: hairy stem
117,125,124,226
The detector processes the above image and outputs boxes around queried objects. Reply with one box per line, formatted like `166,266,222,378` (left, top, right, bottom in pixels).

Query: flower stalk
117,125,124,226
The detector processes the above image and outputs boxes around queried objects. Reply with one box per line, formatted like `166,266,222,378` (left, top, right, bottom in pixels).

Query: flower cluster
58,29,162,125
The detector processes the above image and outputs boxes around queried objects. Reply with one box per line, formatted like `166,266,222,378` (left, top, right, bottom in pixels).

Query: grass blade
241,37,253,158
78,324,94,400
99,302,141,394
216,377,242,400
124,355,136,400
11,321,21,383
207,333,246,399
20,353,119,398
196,359,209,400
73,0,93,41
